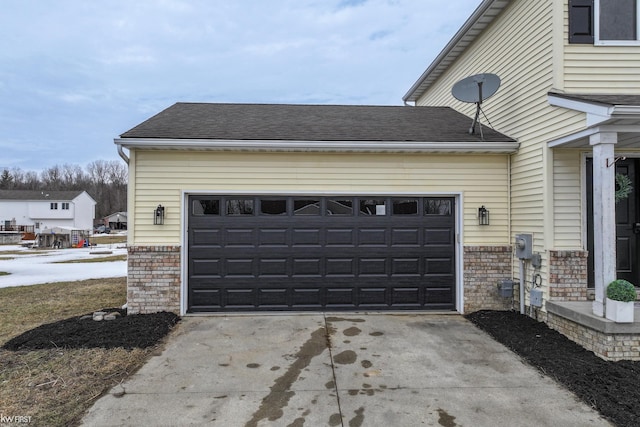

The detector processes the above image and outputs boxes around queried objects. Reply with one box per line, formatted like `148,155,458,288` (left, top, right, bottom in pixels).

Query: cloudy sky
1,0,482,171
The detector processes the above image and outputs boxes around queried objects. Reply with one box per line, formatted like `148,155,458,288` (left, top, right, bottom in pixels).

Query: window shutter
569,0,594,44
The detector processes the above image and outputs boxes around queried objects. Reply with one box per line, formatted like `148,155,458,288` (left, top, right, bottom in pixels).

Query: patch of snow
0,244,127,288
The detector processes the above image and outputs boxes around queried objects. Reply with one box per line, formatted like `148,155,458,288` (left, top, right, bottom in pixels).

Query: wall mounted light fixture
154,204,165,225
478,205,490,226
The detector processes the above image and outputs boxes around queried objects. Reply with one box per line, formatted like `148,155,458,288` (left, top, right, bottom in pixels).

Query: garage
187,195,456,312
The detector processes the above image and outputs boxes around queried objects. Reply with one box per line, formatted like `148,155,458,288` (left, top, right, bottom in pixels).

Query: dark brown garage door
187,195,456,312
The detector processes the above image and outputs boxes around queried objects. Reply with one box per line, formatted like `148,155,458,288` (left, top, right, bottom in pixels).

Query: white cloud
0,0,483,171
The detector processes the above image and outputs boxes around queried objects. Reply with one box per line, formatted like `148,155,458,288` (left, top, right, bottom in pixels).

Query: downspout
117,144,129,165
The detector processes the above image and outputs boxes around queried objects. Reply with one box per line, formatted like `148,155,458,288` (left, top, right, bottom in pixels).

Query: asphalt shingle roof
120,103,515,143
0,190,84,201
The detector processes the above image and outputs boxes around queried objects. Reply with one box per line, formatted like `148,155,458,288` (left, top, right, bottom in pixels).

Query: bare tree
3,160,128,220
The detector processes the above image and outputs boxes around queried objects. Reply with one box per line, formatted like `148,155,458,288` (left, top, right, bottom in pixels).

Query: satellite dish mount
451,73,501,139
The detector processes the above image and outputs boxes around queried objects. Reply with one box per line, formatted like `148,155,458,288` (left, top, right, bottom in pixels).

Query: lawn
0,277,166,427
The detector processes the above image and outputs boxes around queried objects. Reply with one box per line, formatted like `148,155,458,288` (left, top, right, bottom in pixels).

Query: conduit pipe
519,259,525,314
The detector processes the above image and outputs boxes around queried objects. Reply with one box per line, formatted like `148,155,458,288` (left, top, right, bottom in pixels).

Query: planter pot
605,298,635,323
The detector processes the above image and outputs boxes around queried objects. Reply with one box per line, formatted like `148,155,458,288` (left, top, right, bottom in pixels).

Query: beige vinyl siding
130,150,509,246
553,149,583,249
563,6,640,93
416,1,553,254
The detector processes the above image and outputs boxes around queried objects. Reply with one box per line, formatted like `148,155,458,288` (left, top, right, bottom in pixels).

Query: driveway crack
323,313,344,427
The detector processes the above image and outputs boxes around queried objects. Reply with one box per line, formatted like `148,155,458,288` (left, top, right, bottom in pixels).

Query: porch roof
547,92,640,149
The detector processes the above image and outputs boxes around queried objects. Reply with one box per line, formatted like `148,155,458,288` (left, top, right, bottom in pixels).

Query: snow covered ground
0,243,127,288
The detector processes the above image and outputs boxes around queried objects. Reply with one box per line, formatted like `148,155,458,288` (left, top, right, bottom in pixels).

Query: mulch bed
466,310,640,427
2,309,180,351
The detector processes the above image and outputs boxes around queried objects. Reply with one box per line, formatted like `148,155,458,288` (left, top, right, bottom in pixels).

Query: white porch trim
590,133,618,317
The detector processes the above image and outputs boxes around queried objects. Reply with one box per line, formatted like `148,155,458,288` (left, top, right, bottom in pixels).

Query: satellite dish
451,73,501,137
452,73,501,103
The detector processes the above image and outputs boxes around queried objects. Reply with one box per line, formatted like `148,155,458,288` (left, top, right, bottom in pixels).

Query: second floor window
50,202,58,210
569,0,640,45
62,203,69,210
597,0,639,44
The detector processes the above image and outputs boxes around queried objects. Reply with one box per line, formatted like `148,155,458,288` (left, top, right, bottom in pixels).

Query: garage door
187,195,456,312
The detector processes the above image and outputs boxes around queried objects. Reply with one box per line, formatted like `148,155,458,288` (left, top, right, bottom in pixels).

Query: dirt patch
2,309,180,351
466,310,640,427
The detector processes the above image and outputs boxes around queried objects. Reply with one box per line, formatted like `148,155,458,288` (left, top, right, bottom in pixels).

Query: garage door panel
391,228,420,246
425,258,454,274
326,258,356,276
359,228,387,246
326,288,355,306
391,258,421,275
191,228,222,247
258,288,288,307
225,288,256,307
259,229,289,246
259,258,288,276
425,287,455,305
326,228,355,246
190,289,223,309
226,259,255,277
292,288,323,307
424,229,454,245
359,258,387,276
391,287,421,306
188,195,456,312
358,287,388,307
292,229,321,246
225,228,255,247
293,258,322,276
191,258,222,277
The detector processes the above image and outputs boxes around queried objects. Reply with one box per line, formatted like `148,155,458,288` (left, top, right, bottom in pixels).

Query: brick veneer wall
127,245,181,314
547,312,640,361
464,245,513,312
548,250,588,301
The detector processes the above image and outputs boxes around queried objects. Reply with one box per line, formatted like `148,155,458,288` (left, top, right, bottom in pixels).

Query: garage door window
360,199,386,216
425,199,452,216
226,199,254,215
193,198,220,215
293,199,321,215
261,199,287,215
327,199,353,215
393,199,418,215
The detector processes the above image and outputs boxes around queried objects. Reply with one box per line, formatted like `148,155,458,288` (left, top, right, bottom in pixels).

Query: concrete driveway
81,314,611,427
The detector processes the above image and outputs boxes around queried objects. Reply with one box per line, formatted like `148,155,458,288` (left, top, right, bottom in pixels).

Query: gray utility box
515,234,533,259
498,279,515,298
530,288,543,307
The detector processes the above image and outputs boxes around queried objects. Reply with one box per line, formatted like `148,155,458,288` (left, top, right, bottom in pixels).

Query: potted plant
605,279,637,323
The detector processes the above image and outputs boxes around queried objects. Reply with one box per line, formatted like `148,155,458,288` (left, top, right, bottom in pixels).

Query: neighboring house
0,190,96,233
104,211,127,230
402,0,640,359
116,1,640,360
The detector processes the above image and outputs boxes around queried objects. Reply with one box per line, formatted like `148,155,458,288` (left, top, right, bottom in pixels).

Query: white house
0,190,96,233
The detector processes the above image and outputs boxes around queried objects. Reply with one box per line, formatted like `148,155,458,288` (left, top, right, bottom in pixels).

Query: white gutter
117,144,129,165
114,138,519,154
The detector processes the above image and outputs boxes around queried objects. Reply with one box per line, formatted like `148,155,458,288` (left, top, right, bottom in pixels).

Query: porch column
590,132,617,317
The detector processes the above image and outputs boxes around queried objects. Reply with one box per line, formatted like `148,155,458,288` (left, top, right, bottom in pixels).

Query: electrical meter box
530,288,543,307
515,234,533,260
497,279,514,298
